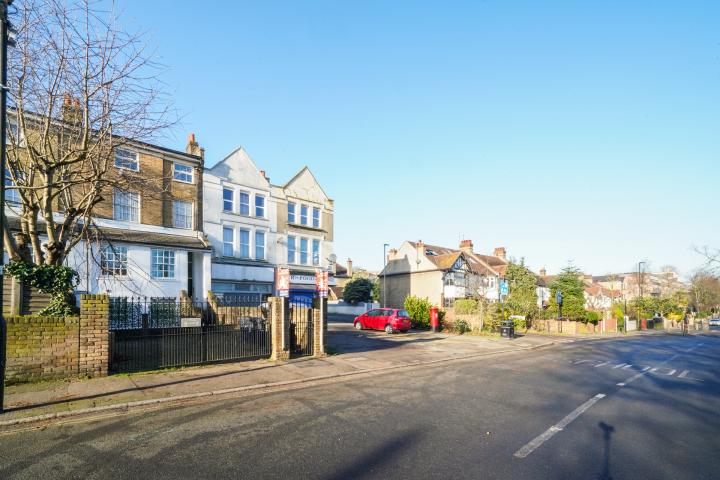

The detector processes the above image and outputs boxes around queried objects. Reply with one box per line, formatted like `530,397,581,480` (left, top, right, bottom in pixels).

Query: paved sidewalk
0,323,556,427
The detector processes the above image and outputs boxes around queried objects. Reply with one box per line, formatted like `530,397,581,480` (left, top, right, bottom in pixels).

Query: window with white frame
312,239,320,266
222,227,234,256
255,231,265,260
114,148,139,171
312,207,320,228
300,204,308,225
151,249,175,278
113,188,139,222
239,229,250,258
255,195,265,217
239,192,250,216
300,237,308,265
173,200,193,229
173,163,193,183
288,202,296,223
4,172,20,205
288,236,296,264
100,245,128,276
7,122,25,148
223,188,234,212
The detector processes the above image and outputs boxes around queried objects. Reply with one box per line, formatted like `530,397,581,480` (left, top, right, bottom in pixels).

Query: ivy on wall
5,261,79,316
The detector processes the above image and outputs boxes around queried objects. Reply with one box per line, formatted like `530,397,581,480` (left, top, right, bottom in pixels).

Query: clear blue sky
122,1,719,278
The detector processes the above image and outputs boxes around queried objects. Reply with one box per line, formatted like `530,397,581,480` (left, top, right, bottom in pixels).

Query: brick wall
4,294,110,384
79,294,110,377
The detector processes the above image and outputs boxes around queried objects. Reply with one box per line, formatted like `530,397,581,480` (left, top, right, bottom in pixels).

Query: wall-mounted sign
276,267,290,297
316,270,329,297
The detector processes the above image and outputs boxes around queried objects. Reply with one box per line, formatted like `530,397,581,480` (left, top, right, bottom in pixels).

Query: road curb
0,341,554,431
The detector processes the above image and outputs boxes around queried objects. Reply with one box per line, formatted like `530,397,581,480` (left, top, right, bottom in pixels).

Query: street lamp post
0,0,14,414
638,261,646,329
382,243,389,308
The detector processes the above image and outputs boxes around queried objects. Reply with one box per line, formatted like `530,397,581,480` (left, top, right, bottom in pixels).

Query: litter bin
500,320,514,339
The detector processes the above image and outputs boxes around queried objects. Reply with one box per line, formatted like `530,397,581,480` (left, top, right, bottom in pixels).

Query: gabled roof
282,166,332,202
406,241,503,276
209,147,270,190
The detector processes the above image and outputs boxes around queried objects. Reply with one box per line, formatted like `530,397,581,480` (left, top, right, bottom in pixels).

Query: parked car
354,308,412,334
709,318,720,327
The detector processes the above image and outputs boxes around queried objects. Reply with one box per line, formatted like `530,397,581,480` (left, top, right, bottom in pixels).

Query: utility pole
382,243,389,308
637,261,646,329
0,0,14,414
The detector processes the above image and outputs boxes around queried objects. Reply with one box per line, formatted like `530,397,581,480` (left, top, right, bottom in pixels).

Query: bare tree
4,0,175,266
695,246,720,275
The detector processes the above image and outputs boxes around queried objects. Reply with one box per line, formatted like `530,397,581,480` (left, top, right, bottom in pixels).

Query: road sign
276,267,290,297
500,280,509,296
316,270,329,297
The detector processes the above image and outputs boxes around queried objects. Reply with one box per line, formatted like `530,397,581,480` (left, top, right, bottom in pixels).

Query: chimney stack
493,247,507,260
186,133,204,159
61,94,82,124
459,239,474,253
540,267,546,277
259,170,269,182
347,258,353,277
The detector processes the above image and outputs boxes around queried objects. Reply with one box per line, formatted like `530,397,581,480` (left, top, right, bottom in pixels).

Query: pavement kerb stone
0,341,555,431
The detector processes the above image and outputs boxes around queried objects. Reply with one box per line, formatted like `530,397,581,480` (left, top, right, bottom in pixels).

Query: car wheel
385,324,393,334
400,329,408,333
354,321,363,330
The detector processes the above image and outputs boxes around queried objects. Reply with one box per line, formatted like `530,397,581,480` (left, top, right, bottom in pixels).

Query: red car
354,308,412,334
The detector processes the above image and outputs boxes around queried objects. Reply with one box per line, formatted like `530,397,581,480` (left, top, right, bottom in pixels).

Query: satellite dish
328,253,337,263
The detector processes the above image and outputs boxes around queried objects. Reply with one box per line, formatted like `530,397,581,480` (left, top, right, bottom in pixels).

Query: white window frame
255,230,265,261
114,148,139,171
173,200,193,229
222,227,234,257
300,204,308,225
288,202,296,223
100,245,128,276
312,239,320,266
8,121,26,148
300,237,309,265
288,236,297,264
255,194,265,218
112,188,140,223
312,207,320,228
223,188,234,212
4,172,20,205
239,191,250,216
173,163,193,183
151,249,175,279
239,229,250,258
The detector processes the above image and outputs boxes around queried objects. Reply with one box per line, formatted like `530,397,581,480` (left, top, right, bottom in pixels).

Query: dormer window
114,148,139,171
425,249,436,256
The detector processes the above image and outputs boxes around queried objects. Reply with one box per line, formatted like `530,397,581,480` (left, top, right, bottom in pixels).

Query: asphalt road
1,332,719,479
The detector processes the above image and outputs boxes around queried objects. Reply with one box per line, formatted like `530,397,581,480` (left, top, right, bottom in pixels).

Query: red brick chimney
347,258,353,277
186,133,204,159
459,239,474,253
493,247,507,260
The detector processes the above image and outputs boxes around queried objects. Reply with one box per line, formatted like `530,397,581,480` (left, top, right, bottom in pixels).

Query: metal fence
289,299,314,356
109,296,271,373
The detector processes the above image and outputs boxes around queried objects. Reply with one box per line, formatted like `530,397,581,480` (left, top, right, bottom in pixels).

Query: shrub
585,311,600,325
404,295,433,328
343,278,374,304
511,316,527,331
454,299,478,315
454,319,470,334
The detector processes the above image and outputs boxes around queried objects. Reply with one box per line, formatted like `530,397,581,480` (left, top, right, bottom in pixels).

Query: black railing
289,299,314,357
108,296,271,373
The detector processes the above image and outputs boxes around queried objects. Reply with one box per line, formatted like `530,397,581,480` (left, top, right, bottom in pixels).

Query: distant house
380,239,508,308
330,259,377,300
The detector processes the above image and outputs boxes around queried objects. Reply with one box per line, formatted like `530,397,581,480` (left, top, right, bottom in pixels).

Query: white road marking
612,363,628,369
616,382,626,387
619,355,678,386
594,362,610,368
678,370,703,382
514,394,606,459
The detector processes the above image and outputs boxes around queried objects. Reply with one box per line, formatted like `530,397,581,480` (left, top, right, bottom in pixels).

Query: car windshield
397,310,410,318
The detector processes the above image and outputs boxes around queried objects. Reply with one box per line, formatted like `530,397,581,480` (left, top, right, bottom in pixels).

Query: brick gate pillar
312,297,326,357
79,294,110,377
269,296,290,361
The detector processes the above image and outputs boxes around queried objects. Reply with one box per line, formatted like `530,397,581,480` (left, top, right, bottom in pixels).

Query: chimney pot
347,258,353,277
188,133,196,143
493,247,507,260
459,239,474,253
